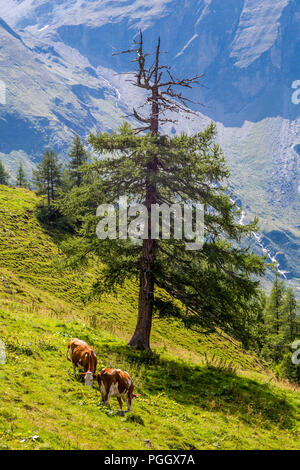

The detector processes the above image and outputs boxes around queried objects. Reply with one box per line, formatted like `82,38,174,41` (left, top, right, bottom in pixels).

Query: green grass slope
0,185,300,450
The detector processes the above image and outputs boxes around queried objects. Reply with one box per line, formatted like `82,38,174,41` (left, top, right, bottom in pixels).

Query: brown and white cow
97,368,140,415
66,338,97,388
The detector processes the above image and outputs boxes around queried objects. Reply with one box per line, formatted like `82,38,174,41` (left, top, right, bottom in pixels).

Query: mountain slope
0,16,124,169
1,186,300,450
0,1,299,291
3,0,299,123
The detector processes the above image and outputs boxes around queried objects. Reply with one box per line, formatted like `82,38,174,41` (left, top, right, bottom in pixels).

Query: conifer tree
279,288,300,383
33,150,62,207
265,273,285,336
16,162,28,188
68,135,88,187
277,351,300,384
60,168,74,193
0,161,10,186
261,274,300,367
59,33,266,350
282,287,299,342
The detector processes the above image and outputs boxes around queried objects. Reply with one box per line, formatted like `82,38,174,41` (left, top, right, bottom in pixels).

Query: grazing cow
66,338,97,388
97,368,140,415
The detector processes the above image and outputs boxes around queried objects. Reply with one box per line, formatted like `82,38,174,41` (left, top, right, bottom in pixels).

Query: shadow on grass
100,343,297,430
45,268,297,431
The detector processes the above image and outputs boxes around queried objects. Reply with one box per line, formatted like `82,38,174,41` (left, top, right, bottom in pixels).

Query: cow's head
133,393,141,400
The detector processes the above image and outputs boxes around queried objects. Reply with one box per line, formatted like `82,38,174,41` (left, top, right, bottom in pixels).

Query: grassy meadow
0,185,300,450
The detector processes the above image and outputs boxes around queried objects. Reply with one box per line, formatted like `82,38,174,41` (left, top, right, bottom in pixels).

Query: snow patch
38,24,49,32
175,34,198,58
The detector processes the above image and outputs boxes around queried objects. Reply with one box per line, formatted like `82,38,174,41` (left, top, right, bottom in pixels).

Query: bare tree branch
114,31,204,132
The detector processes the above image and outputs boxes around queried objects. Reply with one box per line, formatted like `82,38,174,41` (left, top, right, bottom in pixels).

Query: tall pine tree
261,274,300,366
265,273,285,336
33,150,62,207
282,287,299,342
68,135,88,187
59,33,266,350
262,281,300,382
16,162,28,188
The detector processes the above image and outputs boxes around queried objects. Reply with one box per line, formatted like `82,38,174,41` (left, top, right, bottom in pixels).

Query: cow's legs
116,397,125,416
99,382,110,406
117,397,123,410
103,392,110,406
72,362,76,377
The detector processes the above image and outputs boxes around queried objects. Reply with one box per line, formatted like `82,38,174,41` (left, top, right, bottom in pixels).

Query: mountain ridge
0,2,299,292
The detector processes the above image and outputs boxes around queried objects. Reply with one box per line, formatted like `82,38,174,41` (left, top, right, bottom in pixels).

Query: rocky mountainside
0,0,299,291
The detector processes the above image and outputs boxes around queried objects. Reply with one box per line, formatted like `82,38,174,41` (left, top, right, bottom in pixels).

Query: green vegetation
15,162,29,189
0,185,300,450
81,121,265,351
0,160,10,186
67,135,89,188
261,275,300,383
67,34,266,351
33,150,62,208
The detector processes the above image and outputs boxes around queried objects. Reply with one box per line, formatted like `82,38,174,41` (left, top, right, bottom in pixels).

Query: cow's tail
88,351,97,376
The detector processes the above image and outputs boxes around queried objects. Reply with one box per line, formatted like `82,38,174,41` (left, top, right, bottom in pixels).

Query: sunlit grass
0,185,300,449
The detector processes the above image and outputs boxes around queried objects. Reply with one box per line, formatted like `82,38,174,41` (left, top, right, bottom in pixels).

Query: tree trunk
129,160,158,349
128,85,159,350
128,239,156,350
47,179,51,208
